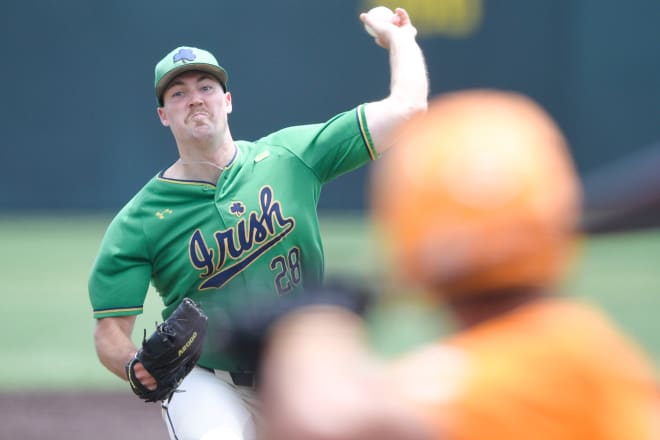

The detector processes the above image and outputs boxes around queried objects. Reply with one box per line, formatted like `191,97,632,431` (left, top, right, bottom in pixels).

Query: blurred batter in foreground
255,90,660,439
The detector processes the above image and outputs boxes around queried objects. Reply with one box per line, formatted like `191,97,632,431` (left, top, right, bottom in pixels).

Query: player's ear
157,107,170,127
225,91,233,115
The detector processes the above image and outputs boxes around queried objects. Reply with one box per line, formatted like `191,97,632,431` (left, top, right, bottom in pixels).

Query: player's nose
187,89,205,106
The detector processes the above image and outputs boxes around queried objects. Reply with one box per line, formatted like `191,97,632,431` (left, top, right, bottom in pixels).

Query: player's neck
446,287,552,330
165,142,239,184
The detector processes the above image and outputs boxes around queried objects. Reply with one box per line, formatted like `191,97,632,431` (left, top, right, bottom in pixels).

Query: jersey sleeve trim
357,104,378,161
93,305,143,319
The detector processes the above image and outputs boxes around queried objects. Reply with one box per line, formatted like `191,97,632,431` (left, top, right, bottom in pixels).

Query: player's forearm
94,316,138,381
388,34,428,115
259,308,371,438
366,34,428,154
260,308,432,440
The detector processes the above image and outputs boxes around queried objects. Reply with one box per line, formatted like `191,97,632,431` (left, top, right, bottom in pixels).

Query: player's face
157,71,232,143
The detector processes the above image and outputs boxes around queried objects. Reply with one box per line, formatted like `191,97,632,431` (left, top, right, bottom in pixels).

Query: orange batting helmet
371,90,582,298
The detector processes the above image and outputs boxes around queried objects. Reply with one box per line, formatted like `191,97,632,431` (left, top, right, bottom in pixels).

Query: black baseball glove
126,298,208,402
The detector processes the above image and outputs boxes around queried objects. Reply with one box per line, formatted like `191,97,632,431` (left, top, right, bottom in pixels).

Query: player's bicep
363,97,417,155
89,212,152,316
88,232,152,317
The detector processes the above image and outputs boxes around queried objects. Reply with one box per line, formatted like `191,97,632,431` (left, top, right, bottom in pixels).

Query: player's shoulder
128,174,168,205
253,108,360,145
107,174,165,223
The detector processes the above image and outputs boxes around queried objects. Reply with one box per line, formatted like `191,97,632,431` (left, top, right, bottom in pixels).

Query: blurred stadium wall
3,0,660,226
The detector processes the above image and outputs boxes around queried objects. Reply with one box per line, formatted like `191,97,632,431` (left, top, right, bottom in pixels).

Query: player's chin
189,125,215,139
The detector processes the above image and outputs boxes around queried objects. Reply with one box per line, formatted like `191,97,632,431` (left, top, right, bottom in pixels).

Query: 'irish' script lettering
189,186,295,289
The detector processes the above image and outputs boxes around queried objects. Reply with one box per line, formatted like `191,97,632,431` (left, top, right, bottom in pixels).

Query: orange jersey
392,298,659,439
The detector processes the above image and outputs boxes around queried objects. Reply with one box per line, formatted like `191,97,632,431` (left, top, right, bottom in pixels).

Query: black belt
229,371,255,388
200,367,255,388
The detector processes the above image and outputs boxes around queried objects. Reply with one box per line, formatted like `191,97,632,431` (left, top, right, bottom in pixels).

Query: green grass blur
0,214,658,391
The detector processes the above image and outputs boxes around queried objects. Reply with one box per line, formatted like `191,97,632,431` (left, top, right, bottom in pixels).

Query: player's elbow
408,99,428,116
390,93,428,120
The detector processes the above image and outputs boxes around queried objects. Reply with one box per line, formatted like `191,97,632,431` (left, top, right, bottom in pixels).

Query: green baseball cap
154,46,228,106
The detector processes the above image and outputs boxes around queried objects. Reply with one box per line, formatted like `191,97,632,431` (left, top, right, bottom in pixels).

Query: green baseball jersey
89,105,376,371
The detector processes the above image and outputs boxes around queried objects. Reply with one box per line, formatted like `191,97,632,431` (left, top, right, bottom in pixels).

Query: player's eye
170,90,185,99
200,85,213,93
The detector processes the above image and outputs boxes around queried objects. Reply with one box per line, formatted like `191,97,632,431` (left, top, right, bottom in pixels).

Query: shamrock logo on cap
173,48,196,64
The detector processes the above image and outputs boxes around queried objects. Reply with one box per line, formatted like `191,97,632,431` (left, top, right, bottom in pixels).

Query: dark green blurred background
3,0,660,212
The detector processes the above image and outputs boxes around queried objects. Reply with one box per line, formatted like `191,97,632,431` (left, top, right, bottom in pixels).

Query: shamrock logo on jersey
229,201,246,217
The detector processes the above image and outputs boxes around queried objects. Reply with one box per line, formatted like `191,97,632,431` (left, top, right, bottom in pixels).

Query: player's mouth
188,111,210,122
